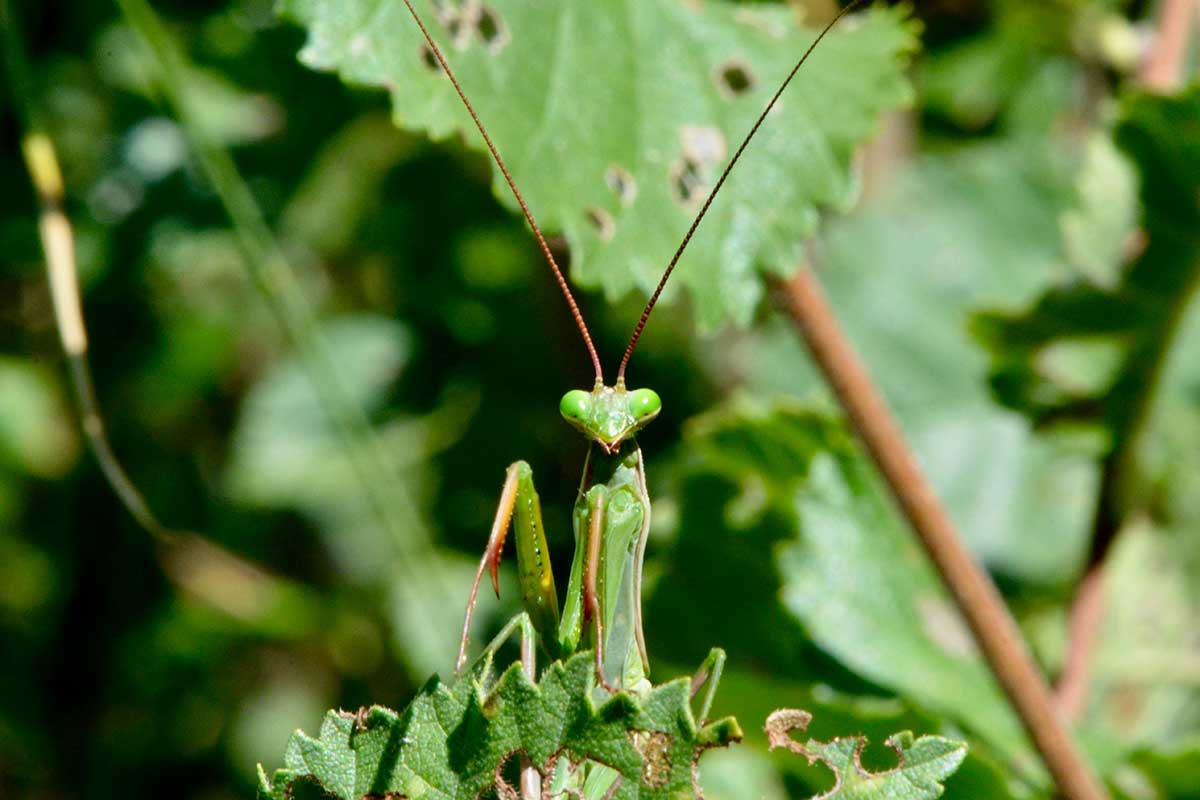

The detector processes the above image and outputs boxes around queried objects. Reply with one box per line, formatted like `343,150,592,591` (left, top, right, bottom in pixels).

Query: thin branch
3,0,186,542
1,0,334,637
773,268,1109,800
1056,568,1105,720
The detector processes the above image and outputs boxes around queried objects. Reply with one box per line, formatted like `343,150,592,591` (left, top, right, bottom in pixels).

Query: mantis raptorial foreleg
581,486,615,689
457,446,653,695
458,461,559,674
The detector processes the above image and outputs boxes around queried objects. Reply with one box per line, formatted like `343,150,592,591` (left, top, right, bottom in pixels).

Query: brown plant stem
1056,569,1105,720
773,267,1109,800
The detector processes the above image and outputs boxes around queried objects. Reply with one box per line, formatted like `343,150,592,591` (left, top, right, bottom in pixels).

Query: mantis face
559,382,661,454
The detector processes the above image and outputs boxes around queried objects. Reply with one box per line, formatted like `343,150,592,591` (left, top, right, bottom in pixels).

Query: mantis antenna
400,0,605,385
616,0,868,382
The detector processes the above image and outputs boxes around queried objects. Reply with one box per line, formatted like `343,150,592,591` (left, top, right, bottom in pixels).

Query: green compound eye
628,388,661,421
559,390,591,423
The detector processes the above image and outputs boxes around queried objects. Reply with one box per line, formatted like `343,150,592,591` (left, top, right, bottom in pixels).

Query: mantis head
559,380,661,454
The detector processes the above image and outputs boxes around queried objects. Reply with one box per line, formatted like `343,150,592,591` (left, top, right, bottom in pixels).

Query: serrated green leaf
258,649,741,800
279,0,916,330
765,709,967,799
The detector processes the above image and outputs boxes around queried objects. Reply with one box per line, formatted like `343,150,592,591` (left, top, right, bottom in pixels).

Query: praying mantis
399,0,866,697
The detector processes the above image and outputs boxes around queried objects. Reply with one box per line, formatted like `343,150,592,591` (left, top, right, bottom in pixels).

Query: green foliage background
1,0,1198,798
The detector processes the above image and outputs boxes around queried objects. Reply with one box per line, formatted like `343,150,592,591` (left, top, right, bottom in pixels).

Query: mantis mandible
399,0,865,695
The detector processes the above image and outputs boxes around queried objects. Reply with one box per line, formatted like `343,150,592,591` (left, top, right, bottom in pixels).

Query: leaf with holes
766,709,967,799
279,0,917,331
256,649,741,800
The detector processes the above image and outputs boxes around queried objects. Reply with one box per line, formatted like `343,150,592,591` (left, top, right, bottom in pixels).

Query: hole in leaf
680,124,727,164
670,158,705,207
492,750,523,800
716,59,755,97
858,735,902,773
670,125,726,208
289,777,339,800
419,43,444,74
585,206,616,241
446,14,467,45
474,5,509,52
605,164,637,206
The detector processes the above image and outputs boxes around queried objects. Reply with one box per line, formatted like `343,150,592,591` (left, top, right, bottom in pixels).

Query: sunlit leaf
257,649,741,800
280,0,916,330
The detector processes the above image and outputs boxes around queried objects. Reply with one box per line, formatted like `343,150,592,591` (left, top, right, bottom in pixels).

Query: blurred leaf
280,0,916,330
280,113,413,257
729,139,1102,583
97,21,284,145
1113,736,1200,800
225,313,475,584
0,356,79,478
232,674,332,784
226,313,412,512
257,648,741,800
697,746,788,800
765,709,966,799
1060,133,1138,289
920,3,1075,132
656,400,1044,784
224,311,479,674
922,28,1032,130
972,88,1200,443
1085,520,1200,757
0,531,56,616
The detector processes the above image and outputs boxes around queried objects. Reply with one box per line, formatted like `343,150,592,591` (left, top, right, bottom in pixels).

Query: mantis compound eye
559,390,591,424
628,388,661,422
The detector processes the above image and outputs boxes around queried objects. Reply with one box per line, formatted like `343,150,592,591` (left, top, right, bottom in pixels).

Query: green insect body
458,381,660,692
405,0,862,706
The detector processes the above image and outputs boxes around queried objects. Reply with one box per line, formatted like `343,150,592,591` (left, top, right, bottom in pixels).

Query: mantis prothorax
399,0,865,694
